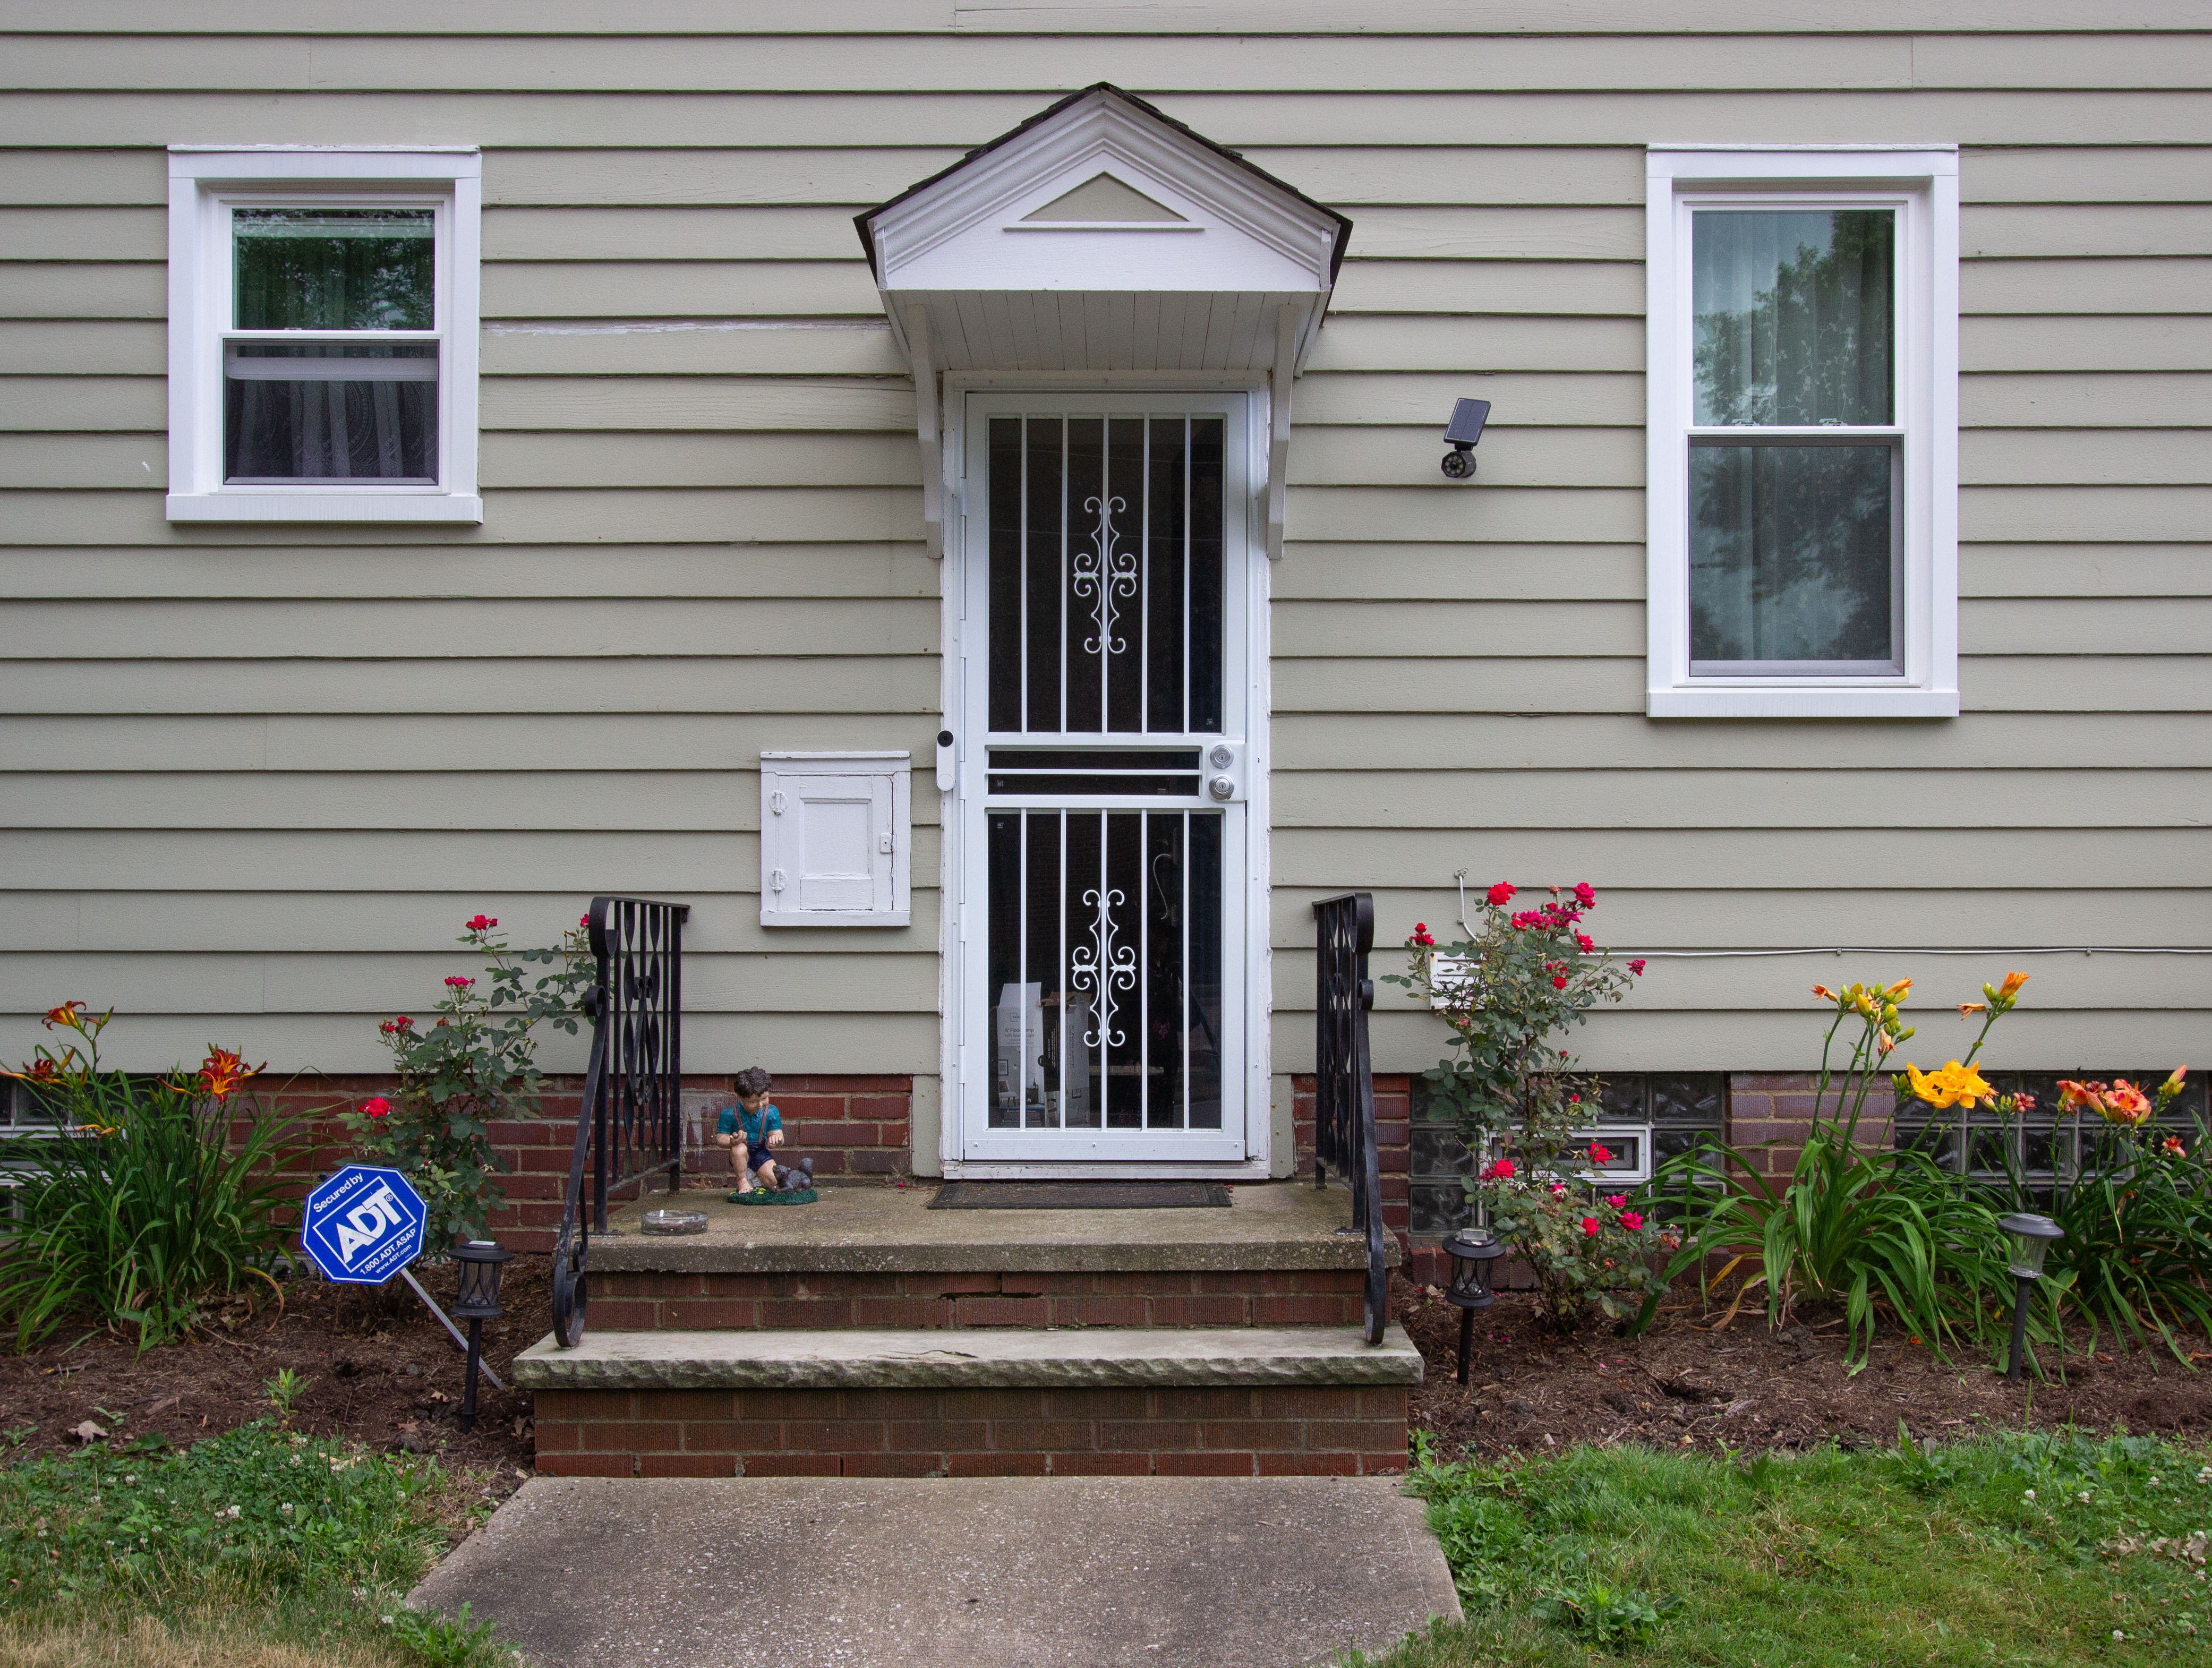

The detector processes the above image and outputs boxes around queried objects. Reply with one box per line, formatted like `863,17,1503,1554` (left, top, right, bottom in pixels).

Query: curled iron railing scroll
1312,892,1387,1347
551,895,690,1349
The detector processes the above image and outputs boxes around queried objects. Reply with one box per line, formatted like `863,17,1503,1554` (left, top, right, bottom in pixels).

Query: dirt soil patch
1396,1272,2212,1461
0,1258,550,1515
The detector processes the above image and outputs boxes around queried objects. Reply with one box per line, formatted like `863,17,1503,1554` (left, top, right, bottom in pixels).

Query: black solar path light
1442,1228,1507,1385
451,1239,513,1433
1997,1212,2063,1381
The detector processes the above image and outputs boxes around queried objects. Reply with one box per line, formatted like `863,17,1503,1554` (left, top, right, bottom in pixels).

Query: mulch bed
1395,1272,2212,1461
0,1258,549,1511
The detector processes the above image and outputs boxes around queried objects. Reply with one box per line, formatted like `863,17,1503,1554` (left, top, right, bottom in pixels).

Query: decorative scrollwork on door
1071,493,1139,657
1069,884,1138,1049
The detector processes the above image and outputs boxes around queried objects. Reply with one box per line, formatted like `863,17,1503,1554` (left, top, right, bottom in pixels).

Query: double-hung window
167,148,481,523
1646,149,1958,717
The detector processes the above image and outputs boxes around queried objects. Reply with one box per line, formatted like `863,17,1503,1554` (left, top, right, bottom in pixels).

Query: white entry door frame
940,379,1273,1178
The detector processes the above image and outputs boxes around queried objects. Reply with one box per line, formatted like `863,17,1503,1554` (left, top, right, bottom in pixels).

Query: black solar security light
1441,398,1491,480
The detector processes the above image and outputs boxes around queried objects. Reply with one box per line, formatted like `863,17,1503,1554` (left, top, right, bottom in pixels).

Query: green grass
0,1423,514,1667
1356,1429,2212,1666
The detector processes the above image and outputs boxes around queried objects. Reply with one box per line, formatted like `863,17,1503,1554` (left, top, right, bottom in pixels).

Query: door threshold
942,1159,1275,1182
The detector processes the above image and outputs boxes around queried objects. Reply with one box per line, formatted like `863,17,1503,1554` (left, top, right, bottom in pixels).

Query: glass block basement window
1893,1071,2208,1203
1408,1073,1727,1241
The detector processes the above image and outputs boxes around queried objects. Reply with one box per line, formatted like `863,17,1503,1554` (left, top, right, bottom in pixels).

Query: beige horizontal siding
3,13,2208,1087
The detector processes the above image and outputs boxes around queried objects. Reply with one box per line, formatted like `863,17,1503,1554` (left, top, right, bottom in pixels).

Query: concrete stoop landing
410,1475,1463,1668
516,1182,1419,1479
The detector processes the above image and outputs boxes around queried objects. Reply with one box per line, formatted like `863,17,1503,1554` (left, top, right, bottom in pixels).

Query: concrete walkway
412,1475,1461,1667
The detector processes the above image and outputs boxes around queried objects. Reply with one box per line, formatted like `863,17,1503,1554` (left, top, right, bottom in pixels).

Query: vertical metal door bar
1138,809,1149,1129
1180,810,1191,1129
1017,808,1028,1127
1139,417,1150,734
1058,418,1069,735
1018,415,1029,734
1056,808,1067,1129
1096,810,1108,1116
1181,414,1192,733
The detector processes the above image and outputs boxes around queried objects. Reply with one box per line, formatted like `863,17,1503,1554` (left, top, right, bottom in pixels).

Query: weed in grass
263,1368,310,1420
1387,1427,2212,1666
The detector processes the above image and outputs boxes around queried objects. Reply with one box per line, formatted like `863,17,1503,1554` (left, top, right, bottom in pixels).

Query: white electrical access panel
759,752,911,928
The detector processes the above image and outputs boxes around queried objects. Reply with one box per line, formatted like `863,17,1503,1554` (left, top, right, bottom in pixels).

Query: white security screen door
955,394,1252,1164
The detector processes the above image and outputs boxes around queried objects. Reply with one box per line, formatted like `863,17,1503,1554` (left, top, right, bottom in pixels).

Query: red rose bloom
1581,1216,1600,1237
1587,1142,1613,1165
580,914,592,928
361,1096,391,1119
466,914,498,931
444,976,474,989
1575,933,1595,954
1574,883,1596,908
1628,959,1647,976
1480,1158,1515,1182
1620,1210,1644,1232
1412,922,1436,948
1552,975,1568,989
1486,882,1515,908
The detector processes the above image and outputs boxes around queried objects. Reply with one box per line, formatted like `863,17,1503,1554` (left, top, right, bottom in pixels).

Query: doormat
926,1181,1231,1210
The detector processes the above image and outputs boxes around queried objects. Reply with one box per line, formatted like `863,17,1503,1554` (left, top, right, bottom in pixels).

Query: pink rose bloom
1604,1194,1627,1209
1574,883,1596,907
1620,1210,1644,1232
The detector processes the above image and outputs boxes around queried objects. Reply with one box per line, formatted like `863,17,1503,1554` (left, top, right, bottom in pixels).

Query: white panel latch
768,868,787,893
770,790,787,816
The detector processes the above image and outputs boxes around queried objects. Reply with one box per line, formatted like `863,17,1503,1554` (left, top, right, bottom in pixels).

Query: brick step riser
534,1384,1408,1479
589,1269,1366,1331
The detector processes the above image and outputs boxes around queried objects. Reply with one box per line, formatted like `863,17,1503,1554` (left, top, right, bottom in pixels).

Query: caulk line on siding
484,319,890,334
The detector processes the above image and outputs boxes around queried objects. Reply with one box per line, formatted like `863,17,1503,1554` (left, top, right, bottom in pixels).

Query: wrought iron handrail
1313,891,1387,1346
551,895,689,1349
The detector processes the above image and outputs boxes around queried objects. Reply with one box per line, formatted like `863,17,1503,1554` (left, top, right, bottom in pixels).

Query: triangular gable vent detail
1021,172,1187,223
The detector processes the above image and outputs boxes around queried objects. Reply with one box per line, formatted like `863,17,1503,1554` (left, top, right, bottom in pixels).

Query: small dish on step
641,1209,710,1236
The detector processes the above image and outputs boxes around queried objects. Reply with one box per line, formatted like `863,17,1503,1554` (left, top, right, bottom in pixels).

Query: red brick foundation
246,1072,913,1255
532,1384,1409,1478
1291,1070,1415,1267
1726,1072,1891,1180
588,1268,1368,1331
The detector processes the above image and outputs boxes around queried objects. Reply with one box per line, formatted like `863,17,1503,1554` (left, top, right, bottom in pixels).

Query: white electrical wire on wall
1446,873,2212,961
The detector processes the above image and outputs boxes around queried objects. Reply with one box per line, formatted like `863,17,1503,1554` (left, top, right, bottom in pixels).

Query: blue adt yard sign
300,1165,428,1286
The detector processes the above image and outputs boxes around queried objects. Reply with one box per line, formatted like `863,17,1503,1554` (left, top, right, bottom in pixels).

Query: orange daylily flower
2100,1079,2154,1126
193,1046,262,1100
1959,1003,1987,1017
1995,971,2029,1002
41,1001,87,1031
1882,979,1913,1000
2056,1079,2107,1116
1811,985,1839,1003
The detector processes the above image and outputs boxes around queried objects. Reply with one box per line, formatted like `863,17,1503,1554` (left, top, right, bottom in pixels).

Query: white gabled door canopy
858,84,1352,560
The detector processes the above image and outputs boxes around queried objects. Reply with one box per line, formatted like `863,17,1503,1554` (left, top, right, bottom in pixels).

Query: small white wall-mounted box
759,752,911,927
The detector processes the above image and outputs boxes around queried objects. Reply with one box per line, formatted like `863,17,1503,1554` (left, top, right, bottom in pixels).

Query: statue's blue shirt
716,1103,781,1147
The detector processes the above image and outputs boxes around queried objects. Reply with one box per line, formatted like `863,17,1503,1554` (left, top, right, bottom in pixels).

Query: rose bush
341,913,592,1250
1389,882,1652,1329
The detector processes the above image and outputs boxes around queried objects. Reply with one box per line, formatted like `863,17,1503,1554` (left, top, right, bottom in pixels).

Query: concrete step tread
590,1180,1395,1274
513,1324,1424,1392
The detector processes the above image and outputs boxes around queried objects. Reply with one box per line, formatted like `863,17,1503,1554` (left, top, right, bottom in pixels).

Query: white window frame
166,147,482,524
1645,147,1958,718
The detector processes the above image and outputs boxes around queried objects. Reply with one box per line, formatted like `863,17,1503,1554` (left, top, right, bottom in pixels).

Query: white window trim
1645,146,1958,719
166,147,482,525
